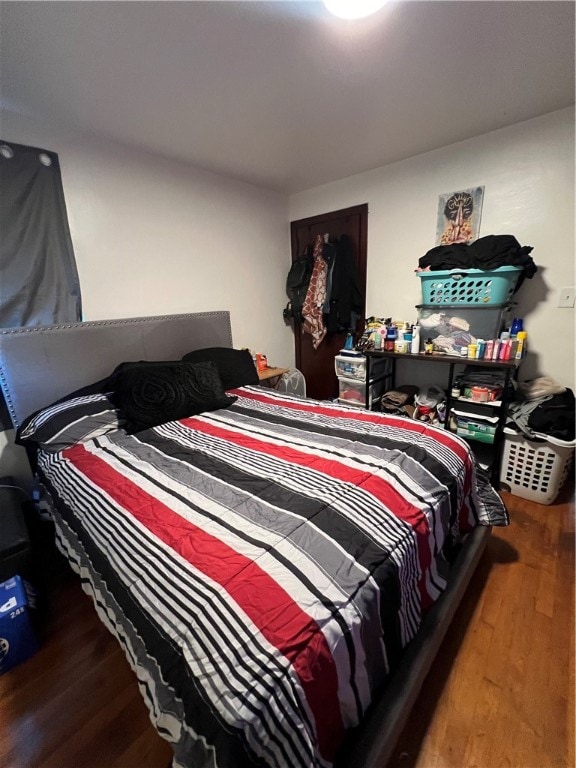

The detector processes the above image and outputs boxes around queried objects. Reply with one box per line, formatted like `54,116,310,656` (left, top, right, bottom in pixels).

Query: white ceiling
1,1,574,194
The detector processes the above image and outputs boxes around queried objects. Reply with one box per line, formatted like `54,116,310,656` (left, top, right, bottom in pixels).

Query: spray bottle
410,324,421,354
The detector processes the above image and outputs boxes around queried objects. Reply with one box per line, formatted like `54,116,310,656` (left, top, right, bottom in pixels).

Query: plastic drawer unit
338,376,385,409
334,354,367,381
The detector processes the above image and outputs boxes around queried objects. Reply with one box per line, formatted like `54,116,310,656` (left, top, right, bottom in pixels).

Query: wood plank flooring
1,485,573,768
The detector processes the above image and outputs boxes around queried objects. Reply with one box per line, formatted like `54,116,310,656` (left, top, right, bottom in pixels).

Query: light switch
558,287,575,308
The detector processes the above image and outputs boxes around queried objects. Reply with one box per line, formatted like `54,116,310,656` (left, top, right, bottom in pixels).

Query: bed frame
0,312,490,768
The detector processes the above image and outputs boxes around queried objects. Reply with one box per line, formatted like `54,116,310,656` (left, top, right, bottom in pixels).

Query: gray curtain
0,140,82,328
0,140,82,430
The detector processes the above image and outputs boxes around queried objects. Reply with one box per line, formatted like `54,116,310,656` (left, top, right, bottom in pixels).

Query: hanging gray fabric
0,141,82,328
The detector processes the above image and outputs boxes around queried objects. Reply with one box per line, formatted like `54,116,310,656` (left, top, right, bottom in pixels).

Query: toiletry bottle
424,338,434,355
510,318,523,338
515,331,528,359
384,325,397,352
498,331,510,360
410,324,421,354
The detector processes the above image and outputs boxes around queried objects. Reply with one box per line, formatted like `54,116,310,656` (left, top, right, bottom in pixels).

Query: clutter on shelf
351,312,527,361
413,386,446,424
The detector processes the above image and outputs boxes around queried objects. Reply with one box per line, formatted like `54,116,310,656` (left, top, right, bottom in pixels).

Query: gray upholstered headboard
0,311,233,429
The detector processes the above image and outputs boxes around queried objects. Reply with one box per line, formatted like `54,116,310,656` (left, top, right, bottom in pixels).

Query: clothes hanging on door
301,234,328,349
323,234,363,334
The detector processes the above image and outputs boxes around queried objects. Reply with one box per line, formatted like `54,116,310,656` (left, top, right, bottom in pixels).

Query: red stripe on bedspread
236,388,476,538
183,416,435,609
234,387,472,466
62,443,344,761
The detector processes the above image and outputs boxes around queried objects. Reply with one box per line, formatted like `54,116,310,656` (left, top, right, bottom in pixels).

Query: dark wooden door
290,204,368,400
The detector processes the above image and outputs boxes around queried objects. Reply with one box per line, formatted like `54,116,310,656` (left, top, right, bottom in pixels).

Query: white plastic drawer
338,376,369,407
334,354,366,381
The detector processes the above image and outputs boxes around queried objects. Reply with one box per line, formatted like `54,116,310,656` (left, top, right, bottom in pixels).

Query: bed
0,311,508,768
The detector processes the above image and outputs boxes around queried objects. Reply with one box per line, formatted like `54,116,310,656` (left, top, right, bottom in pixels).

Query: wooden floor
1,485,574,768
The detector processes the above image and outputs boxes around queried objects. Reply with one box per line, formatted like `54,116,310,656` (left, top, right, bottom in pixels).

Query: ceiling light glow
323,0,387,19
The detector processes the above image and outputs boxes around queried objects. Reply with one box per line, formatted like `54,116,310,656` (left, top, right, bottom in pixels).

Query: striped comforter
37,386,507,768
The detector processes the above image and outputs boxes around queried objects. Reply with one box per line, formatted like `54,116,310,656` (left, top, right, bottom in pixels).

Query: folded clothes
459,366,507,388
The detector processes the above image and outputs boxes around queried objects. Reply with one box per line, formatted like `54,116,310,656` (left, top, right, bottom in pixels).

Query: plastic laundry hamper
418,266,522,305
499,428,575,505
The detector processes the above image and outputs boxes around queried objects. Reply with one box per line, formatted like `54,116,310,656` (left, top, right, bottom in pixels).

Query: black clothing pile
527,389,575,442
507,387,575,442
418,235,537,293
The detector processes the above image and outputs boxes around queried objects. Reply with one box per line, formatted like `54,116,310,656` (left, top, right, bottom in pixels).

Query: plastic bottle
498,331,511,360
424,338,434,355
515,331,528,359
410,324,421,354
384,325,397,352
510,318,523,338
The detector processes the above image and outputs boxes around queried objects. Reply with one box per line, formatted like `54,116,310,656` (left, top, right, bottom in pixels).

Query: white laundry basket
499,428,575,505
274,368,307,398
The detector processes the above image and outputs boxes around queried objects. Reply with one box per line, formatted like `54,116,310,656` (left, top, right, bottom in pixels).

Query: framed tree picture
436,186,484,245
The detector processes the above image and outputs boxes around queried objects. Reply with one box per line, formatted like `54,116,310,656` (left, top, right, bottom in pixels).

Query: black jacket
324,235,363,334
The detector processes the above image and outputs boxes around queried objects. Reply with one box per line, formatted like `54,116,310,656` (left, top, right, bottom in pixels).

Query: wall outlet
558,287,575,308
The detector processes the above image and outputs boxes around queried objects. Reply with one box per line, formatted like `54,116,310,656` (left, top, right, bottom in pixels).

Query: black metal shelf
363,349,520,486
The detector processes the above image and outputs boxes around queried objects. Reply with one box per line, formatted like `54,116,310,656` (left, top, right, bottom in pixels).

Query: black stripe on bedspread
130,427,405,677
38,466,281,768
229,402,462,518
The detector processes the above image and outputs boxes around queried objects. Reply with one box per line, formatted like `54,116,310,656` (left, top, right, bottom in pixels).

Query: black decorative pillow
111,360,236,433
16,392,124,452
181,347,259,390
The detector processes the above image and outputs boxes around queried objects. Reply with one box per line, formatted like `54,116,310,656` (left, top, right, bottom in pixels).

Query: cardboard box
0,575,38,675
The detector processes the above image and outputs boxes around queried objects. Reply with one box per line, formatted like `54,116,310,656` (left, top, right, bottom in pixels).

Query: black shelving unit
364,350,520,485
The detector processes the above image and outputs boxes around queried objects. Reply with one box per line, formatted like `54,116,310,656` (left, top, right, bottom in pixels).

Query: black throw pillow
181,347,259,390
111,360,236,433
